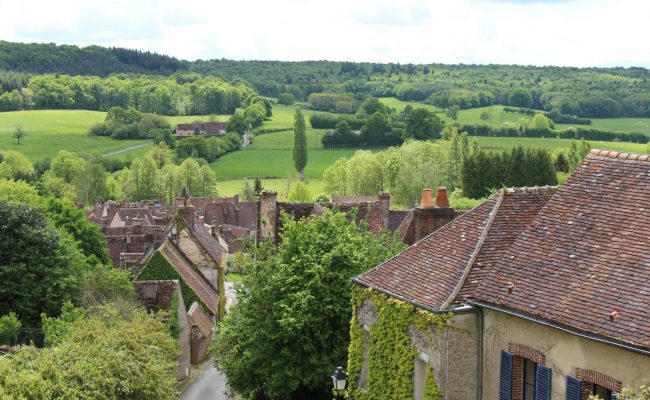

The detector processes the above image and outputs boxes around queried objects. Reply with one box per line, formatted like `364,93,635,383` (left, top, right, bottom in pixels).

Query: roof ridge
355,190,500,290
589,149,650,161
439,189,505,311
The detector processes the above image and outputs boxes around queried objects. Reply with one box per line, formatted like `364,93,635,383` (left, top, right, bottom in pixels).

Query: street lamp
331,366,348,399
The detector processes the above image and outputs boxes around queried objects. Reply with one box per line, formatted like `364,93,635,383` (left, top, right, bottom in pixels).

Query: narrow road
181,360,230,400
101,143,150,158
181,281,237,400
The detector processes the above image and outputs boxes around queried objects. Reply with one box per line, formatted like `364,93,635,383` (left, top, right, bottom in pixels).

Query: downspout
475,305,484,400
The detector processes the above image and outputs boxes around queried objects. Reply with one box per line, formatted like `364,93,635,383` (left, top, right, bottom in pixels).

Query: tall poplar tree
292,108,307,180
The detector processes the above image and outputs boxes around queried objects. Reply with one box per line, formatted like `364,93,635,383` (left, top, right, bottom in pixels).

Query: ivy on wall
136,251,210,315
217,261,226,319
347,287,450,399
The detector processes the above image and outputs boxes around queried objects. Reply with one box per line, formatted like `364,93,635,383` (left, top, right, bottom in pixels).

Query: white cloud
0,0,648,67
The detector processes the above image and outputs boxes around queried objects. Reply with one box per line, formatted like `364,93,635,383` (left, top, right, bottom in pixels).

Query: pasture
0,110,151,161
378,98,650,135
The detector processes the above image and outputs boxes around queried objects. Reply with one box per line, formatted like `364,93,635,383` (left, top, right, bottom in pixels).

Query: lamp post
331,366,348,400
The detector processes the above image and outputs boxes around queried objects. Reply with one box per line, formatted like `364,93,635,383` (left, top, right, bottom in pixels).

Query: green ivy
347,287,449,400
217,263,225,319
136,251,209,314
168,289,180,339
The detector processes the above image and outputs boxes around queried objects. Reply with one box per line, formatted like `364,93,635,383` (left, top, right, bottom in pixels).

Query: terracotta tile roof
204,201,258,230
474,150,650,350
218,224,251,253
192,222,225,266
354,187,556,311
188,302,213,338
159,241,219,315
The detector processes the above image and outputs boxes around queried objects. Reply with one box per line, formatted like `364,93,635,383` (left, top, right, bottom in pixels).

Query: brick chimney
378,192,391,229
413,187,455,242
177,198,196,233
259,190,278,240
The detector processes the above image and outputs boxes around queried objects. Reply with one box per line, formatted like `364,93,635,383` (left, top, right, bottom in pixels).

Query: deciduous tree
214,210,405,399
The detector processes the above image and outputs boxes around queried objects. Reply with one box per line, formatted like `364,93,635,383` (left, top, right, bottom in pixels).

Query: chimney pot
419,189,435,209
435,187,449,208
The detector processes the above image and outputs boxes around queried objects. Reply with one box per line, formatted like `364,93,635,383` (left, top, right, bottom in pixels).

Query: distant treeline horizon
1,40,650,119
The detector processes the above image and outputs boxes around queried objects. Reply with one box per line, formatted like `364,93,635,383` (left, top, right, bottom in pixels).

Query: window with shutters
591,383,613,399
573,368,622,400
523,359,536,399
500,347,551,400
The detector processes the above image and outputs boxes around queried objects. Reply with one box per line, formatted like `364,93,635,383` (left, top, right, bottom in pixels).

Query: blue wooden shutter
499,350,513,400
535,365,552,400
566,375,582,400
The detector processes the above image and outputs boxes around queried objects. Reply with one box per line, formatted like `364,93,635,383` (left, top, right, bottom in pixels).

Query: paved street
181,281,237,400
181,360,230,400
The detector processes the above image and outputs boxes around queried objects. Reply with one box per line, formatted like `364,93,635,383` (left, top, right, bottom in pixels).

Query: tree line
0,40,186,76
0,72,256,115
323,127,586,205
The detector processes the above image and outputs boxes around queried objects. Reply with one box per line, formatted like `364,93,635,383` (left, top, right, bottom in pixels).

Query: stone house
347,150,650,400
175,122,228,137
135,200,225,320
133,280,191,380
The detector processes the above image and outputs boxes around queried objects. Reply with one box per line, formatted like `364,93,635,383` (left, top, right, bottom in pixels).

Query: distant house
175,122,228,137
346,150,650,399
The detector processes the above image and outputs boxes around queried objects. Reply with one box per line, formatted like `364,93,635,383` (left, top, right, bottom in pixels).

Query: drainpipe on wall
475,305,484,400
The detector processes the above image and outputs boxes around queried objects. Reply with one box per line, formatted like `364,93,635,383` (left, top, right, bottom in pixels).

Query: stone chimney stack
378,192,391,229
413,187,455,242
259,190,278,240
177,198,196,233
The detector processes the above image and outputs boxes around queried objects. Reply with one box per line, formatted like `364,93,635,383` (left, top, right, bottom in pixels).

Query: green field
379,98,650,135
0,110,151,161
216,178,325,200
474,136,648,154
211,105,372,181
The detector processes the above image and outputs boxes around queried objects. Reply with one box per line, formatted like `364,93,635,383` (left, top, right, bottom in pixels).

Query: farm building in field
347,149,650,400
175,122,228,137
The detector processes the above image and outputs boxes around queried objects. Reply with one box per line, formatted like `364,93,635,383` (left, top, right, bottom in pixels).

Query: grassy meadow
378,98,650,135
2,100,649,200
0,110,151,161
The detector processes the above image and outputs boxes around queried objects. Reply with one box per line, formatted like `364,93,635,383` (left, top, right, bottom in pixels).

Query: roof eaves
470,300,650,356
351,277,452,315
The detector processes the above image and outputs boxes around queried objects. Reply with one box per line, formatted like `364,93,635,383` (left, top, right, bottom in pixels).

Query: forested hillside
192,60,650,118
2,41,650,118
0,41,186,76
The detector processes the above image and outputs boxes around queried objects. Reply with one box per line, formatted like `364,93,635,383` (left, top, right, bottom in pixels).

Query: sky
0,0,649,67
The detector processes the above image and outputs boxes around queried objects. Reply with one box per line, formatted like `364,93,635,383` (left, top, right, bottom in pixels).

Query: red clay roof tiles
474,152,650,350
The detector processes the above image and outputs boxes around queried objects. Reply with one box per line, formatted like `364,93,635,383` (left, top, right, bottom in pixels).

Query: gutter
470,300,650,357
473,304,484,400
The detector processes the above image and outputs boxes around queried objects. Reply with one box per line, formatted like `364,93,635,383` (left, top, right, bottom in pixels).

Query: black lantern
331,366,348,394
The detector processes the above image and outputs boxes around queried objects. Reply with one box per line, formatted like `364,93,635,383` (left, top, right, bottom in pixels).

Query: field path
101,143,150,158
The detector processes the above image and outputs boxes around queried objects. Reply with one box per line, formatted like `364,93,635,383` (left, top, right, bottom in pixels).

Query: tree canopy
214,210,405,399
